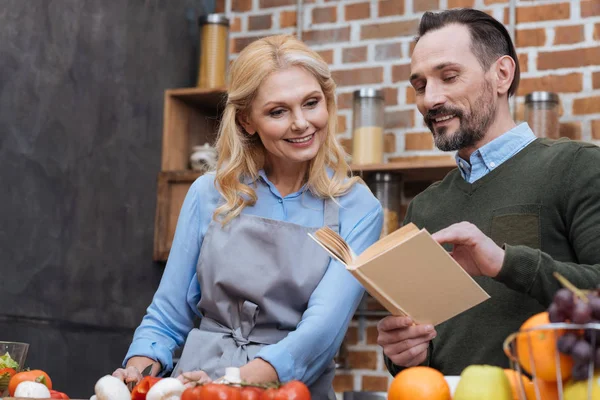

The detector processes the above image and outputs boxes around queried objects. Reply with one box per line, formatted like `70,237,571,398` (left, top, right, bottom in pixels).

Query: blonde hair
214,34,362,224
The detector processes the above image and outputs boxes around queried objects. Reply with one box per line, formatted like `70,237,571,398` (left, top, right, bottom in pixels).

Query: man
378,8,600,376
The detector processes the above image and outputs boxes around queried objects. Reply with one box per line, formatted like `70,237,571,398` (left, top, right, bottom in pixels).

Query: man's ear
238,113,255,135
494,55,516,96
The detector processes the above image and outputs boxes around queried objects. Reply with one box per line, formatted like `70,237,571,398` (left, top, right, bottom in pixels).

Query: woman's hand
112,356,161,387
176,370,212,388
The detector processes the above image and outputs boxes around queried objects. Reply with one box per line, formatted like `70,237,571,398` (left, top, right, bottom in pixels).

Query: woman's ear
238,113,255,135
495,55,516,96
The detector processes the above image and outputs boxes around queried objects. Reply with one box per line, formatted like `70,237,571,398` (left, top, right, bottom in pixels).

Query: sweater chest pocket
491,204,541,249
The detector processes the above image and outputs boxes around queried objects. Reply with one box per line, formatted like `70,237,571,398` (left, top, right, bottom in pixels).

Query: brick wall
214,0,600,395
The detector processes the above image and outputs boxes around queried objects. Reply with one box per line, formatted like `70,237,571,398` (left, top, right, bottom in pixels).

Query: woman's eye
304,99,319,108
270,109,285,117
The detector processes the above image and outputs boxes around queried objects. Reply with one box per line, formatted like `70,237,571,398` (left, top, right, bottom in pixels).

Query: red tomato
241,386,265,400
131,376,161,400
275,381,311,400
201,383,242,400
0,368,16,378
181,385,204,400
49,389,70,399
8,369,53,396
261,388,278,400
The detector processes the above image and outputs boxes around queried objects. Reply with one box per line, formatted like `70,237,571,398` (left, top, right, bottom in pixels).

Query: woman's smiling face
241,66,329,167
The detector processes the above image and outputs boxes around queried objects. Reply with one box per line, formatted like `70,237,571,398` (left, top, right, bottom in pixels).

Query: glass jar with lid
352,88,385,165
197,14,230,89
524,91,560,139
367,172,403,238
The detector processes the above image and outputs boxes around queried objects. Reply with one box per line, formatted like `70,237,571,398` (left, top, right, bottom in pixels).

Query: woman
113,34,383,398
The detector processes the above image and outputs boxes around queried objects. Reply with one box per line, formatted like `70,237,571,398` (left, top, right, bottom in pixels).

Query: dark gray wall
0,0,213,397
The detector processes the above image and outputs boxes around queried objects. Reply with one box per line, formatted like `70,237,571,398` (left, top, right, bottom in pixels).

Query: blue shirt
455,123,537,183
124,170,383,384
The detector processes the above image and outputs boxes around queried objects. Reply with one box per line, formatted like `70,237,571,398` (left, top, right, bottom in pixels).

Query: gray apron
173,196,340,399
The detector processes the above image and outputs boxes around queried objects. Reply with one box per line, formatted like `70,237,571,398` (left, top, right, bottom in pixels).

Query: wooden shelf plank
166,87,227,110
350,156,456,172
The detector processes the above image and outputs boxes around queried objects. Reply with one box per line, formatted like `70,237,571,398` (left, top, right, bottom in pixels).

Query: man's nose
422,84,447,111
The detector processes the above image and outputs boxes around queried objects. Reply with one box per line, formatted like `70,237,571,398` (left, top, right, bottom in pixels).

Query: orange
516,312,573,382
535,379,560,400
504,369,536,400
387,366,451,400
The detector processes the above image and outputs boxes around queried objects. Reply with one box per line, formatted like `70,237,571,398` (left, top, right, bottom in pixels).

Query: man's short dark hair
416,8,520,97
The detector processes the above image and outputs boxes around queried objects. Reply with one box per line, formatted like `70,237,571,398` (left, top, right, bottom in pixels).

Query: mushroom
14,381,51,398
146,377,186,400
94,374,131,400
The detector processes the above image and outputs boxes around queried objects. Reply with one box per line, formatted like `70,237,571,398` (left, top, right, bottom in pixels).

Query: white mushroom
146,377,186,400
94,374,131,400
14,381,51,398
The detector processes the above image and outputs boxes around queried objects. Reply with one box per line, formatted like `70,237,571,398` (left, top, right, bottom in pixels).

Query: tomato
0,368,16,378
274,381,310,400
261,388,278,400
49,389,70,399
8,369,53,396
131,376,161,400
181,385,204,400
241,386,265,400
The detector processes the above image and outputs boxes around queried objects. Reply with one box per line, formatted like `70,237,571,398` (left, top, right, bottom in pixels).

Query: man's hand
432,222,505,278
377,316,436,367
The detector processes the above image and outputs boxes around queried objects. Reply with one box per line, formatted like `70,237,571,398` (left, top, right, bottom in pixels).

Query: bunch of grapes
548,287,600,381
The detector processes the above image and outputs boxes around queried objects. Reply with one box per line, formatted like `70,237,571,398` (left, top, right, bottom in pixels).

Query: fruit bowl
503,322,600,400
0,341,29,393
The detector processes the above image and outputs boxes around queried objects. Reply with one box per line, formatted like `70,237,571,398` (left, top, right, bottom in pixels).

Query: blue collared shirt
124,170,383,385
455,123,537,183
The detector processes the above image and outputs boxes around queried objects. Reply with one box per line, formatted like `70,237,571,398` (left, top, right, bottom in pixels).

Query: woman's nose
292,117,309,132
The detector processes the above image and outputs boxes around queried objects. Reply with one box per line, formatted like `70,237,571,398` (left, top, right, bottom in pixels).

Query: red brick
248,14,272,31
592,120,600,140
384,132,396,153
362,20,419,40
385,110,414,129
405,132,434,150
347,350,378,369
339,138,352,154
516,3,570,23
280,10,296,28
392,64,411,83
559,122,582,140
333,374,354,392
378,0,405,17
538,47,600,70
413,0,439,12
230,17,241,33
332,67,383,86
384,87,398,106
582,0,600,17
362,376,389,392
518,53,528,73
409,40,417,56
517,73,583,96
594,23,600,41
448,0,474,7
593,71,600,90
312,6,337,24
345,326,358,345
375,42,402,61
259,0,295,8
303,27,350,45
232,36,262,54
215,0,225,13
573,96,600,115
554,25,584,45
337,115,347,134
317,49,334,64
345,2,371,21
232,0,252,12
337,92,353,110
342,46,368,63
515,28,546,48
366,326,378,345
406,86,416,104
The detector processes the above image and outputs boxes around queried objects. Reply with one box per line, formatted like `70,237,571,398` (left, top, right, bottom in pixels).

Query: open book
308,223,490,326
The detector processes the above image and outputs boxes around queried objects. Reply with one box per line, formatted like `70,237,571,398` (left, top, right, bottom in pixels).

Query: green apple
453,365,513,400
564,373,600,400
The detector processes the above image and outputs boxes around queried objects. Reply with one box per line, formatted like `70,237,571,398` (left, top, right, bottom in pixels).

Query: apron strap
323,197,340,233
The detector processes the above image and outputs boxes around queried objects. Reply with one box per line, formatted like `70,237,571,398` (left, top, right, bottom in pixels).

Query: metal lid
353,88,384,100
525,91,559,104
370,172,402,182
198,14,230,26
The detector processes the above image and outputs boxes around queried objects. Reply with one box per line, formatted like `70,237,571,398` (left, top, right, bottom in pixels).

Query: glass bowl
0,341,30,393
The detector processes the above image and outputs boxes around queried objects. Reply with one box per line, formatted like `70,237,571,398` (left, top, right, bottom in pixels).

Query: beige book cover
308,223,490,326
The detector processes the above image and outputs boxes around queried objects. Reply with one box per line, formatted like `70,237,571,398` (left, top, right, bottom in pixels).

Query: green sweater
385,138,600,376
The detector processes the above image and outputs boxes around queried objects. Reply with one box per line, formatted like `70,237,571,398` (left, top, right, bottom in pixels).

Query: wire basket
503,322,600,400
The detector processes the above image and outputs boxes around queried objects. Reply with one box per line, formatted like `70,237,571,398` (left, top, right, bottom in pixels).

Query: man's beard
424,81,496,152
